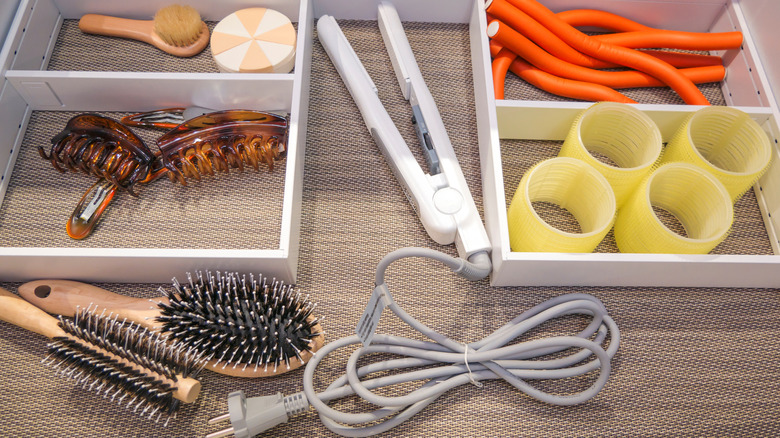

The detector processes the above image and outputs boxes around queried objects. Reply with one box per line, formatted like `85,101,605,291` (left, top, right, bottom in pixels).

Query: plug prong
205,426,234,438
207,412,231,424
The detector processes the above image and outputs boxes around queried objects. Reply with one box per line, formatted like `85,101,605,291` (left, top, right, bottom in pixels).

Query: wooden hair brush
19,271,325,378
79,4,210,57
0,286,204,424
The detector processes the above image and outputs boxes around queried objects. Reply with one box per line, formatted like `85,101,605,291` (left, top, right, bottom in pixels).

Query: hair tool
120,106,222,130
0,286,205,425
19,271,324,378
43,109,289,239
318,1,493,270
204,3,619,438
78,5,210,57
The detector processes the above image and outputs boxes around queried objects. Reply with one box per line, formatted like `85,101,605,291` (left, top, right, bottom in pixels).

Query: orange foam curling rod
494,47,637,103
556,9,650,32
557,8,742,50
503,0,710,105
488,0,725,68
637,50,722,69
488,37,721,69
554,10,725,67
488,22,725,89
592,30,742,51
492,47,514,99
487,0,614,69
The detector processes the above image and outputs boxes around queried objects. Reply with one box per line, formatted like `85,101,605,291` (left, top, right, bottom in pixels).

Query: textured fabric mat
1,19,779,438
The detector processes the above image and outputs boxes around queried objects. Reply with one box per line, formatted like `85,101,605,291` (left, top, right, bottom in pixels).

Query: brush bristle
153,4,203,47
156,271,321,374
44,309,206,425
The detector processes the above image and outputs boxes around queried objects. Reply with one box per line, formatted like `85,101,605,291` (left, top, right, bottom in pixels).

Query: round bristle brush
0,286,204,424
78,4,210,57
19,271,325,378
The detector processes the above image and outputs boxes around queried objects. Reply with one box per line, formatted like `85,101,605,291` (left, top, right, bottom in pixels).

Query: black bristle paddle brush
0,286,204,424
19,271,325,378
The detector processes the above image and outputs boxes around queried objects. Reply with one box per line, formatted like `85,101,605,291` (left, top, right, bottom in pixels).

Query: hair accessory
614,162,733,254
317,3,491,269
660,106,773,202
558,102,662,207
507,157,616,253
0,286,205,424
211,8,297,73
42,110,289,239
41,113,157,197
155,110,289,183
19,272,324,378
78,5,209,57
39,113,160,239
484,0,742,104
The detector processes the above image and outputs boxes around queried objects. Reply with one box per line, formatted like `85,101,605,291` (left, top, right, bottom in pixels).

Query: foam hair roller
492,47,635,102
558,102,662,207
501,0,710,105
507,157,616,253
660,106,773,202
614,162,733,254
486,20,725,91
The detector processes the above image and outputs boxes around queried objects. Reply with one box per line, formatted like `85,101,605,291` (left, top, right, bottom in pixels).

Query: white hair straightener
317,2,491,276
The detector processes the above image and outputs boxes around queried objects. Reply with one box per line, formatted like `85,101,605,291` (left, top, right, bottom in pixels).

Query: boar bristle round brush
0,287,205,425
78,4,210,57
19,271,325,378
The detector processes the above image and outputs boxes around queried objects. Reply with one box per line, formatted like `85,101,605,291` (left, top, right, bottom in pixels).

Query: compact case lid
210,7,297,73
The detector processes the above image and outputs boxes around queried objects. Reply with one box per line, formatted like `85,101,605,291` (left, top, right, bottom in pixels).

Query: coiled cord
208,248,620,437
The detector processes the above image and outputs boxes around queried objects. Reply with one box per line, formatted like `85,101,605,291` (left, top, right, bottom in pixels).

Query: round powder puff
211,8,296,73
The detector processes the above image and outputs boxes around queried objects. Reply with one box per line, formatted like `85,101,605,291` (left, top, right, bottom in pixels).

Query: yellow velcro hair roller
660,106,773,202
559,102,663,207
614,162,733,254
507,157,616,253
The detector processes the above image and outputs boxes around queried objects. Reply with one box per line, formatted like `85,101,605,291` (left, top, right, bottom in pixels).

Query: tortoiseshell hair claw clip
40,113,161,239
154,110,288,184
43,110,289,239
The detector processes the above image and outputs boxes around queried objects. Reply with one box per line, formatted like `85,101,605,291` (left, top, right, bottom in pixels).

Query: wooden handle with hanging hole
18,280,166,330
3,285,200,402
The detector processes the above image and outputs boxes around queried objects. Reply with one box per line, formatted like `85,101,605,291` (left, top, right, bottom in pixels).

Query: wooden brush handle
9,281,201,403
18,280,166,330
78,13,209,57
78,14,155,45
0,286,65,339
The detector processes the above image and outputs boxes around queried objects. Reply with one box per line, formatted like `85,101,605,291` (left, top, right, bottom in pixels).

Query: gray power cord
207,247,620,437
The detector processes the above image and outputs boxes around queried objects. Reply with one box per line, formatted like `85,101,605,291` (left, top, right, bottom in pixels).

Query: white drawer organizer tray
0,0,313,283
471,0,780,287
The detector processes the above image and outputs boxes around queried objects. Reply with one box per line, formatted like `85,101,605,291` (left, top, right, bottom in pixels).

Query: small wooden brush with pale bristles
79,4,210,57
